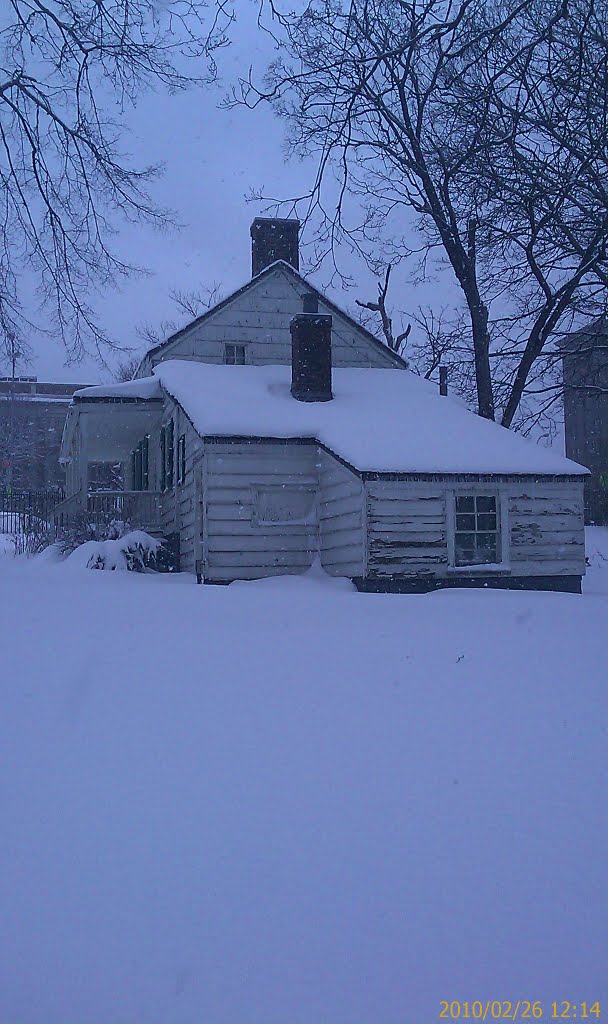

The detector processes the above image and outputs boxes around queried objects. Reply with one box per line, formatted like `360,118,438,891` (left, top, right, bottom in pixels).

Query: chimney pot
302,292,318,314
250,217,300,277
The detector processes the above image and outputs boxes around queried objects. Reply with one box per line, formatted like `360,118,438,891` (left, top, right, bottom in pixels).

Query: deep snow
0,542,606,1023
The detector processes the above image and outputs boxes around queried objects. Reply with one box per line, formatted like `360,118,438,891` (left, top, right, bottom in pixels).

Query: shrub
56,513,131,555
65,530,163,572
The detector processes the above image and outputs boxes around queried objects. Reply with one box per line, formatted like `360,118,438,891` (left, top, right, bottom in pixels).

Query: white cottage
57,219,588,592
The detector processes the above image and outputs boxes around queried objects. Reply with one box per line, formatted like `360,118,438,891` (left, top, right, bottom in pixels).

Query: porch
58,390,164,536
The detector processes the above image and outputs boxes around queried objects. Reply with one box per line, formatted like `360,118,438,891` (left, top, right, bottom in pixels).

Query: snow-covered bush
65,530,163,572
57,512,131,555
12,525,55,557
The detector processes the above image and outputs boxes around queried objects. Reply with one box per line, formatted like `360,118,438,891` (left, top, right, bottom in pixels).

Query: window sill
447,564,511,575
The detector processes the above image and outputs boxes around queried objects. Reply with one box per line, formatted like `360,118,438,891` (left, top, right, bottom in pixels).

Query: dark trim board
202,434,319,448
360,471,584,483
353,574,583,594
200,573,582,594
72,396,163,406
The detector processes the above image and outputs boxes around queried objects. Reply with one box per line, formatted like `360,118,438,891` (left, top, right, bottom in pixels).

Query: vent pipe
439,365,448,396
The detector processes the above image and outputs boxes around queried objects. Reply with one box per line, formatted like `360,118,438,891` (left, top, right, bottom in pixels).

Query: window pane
456,495,474,512
235,345,246,365
477,513,497,531
476,495,496,513
456,513,475,530
455,533,476,565
224,345,235,364
476,534,498,561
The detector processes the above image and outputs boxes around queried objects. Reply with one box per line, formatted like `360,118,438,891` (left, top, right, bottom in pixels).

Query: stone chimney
290,293,333,402
250,217,300,276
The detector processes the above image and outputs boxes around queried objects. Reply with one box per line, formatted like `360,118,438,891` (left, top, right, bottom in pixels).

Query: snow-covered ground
0,538,606,1023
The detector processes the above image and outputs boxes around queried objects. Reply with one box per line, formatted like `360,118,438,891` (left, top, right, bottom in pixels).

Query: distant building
0,377,93,490
562,319,608,524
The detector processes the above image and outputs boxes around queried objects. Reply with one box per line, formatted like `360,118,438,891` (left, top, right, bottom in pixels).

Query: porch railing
53,490,162,534
52,491,86,533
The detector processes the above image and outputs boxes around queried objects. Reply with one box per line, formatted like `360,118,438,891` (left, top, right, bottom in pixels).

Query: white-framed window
448,492,507,568
224,343,247,365
252,485,316,526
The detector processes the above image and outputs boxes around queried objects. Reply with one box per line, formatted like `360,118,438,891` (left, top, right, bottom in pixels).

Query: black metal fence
0,487,65,533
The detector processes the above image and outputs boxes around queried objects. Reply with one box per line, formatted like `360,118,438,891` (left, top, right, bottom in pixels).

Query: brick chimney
290,293,333,402
251,217,300,276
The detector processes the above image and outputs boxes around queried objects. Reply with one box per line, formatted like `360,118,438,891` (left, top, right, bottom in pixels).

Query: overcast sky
23,4,449,385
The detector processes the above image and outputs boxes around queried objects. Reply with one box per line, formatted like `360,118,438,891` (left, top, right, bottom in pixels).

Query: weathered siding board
317,452,366,576
507,481,585,572
365,480,447,577
144,266,399,373
204,441,319,580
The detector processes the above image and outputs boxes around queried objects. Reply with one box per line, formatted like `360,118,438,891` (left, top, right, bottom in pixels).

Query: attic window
224,343,246,365
453,494,500,566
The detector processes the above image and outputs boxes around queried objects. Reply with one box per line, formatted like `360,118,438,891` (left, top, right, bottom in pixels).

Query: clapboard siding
508,481,585,571
203,441,319,580
141,265,400,374
364,477,586,581
366,480,447,576
318,452,365,576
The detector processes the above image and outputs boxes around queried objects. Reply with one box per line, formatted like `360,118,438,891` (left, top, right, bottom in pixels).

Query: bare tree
238,0,608,425
170,283,224,320
355,265,411,357
118,281,225,376
114,355,144,384
0,323,35,487
0,1,233,363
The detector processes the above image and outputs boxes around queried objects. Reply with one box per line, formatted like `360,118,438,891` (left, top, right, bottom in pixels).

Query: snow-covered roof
154,360,587,476
73,378,162,401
